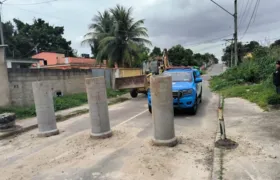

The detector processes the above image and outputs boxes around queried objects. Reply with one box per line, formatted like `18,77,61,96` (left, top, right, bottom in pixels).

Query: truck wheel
190,98,197,115
130,89,138,98
148,106,152,113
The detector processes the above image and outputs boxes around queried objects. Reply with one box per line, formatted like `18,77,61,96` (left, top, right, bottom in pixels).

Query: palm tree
82,10,113,58
96,5,152,67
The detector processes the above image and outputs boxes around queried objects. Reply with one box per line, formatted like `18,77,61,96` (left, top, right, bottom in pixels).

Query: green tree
245,41,260,52
271,39,280,48
193,53,205,66
132,44,150,67
168,45,189,66
167,45,216,66
85,5,151,67
210,54,219,64
2,21,17,57
82,10,113,58
150,46,162,57
3,18,75,58
222,42,244,66
184,48,194,65
222,41,261,66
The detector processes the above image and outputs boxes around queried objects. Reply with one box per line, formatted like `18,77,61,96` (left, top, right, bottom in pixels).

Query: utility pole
210,0,238,66
0,0,8,45
0,2,4,45
231,42,234,67
234,0,238,66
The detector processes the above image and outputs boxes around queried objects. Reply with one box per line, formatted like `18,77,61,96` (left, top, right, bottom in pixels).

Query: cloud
2,0,280,59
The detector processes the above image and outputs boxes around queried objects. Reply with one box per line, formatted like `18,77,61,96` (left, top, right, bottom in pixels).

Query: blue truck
147,67,203,115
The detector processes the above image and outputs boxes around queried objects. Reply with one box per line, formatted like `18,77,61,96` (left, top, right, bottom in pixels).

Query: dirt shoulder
213,98,280,179
0,90,219,180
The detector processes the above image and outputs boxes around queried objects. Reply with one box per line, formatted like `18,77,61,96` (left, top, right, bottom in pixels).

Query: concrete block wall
8,69,92,106
92,68,112,88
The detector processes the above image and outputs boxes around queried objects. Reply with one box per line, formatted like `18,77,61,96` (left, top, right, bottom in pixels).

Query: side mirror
195,77,202,83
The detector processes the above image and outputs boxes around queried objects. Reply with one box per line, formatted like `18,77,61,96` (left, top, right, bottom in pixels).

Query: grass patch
210,77,280,110
0,106,36,119
209,45,280,110
0,89,128,119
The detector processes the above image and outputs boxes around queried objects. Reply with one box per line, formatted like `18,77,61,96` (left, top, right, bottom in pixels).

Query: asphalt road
0,64,224,180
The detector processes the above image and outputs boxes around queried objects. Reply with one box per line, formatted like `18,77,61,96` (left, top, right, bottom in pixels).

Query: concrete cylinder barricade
0,45,11,107
150,75,177,147
32,81,59,137
85,77,112,139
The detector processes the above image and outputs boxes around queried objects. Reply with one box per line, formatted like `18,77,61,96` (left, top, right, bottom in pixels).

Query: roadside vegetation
0,89,127,119
210,42,280,110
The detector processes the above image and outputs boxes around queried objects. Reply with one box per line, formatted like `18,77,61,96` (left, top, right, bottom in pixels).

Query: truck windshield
164,71,192,82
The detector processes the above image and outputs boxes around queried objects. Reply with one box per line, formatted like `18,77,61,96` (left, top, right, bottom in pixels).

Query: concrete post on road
85,77,112,139
150,75,177,147
32,81,59,137
0,45,11,107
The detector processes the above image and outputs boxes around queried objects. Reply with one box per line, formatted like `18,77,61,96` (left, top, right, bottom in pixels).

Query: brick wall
8,69,92,106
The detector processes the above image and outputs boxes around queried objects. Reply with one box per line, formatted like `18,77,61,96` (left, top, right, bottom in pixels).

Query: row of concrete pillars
33,75,177,147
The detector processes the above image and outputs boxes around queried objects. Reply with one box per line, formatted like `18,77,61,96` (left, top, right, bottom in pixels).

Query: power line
242,0,254,23
21,43,40,58
252,0,260,24
3,2,91,23
5,0,58,5
241,0,260,40
195,43,225,52
185,34,232,47
9,5,66,20
239,0,250,28
210,0,238,66
238,0,245,25
198,35,280,54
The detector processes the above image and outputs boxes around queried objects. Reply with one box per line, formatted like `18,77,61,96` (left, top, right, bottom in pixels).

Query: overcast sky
2,0,280,59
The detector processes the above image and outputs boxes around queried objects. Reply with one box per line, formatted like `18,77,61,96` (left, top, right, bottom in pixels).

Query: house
6,58,43,69
32,52,105,69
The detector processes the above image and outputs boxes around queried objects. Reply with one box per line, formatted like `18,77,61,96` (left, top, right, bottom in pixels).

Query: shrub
210,46,280,108
267,95,280,105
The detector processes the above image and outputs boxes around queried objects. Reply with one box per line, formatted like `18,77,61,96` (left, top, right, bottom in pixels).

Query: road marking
244,170,256,180
114,109,148,128
239,162,257,180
